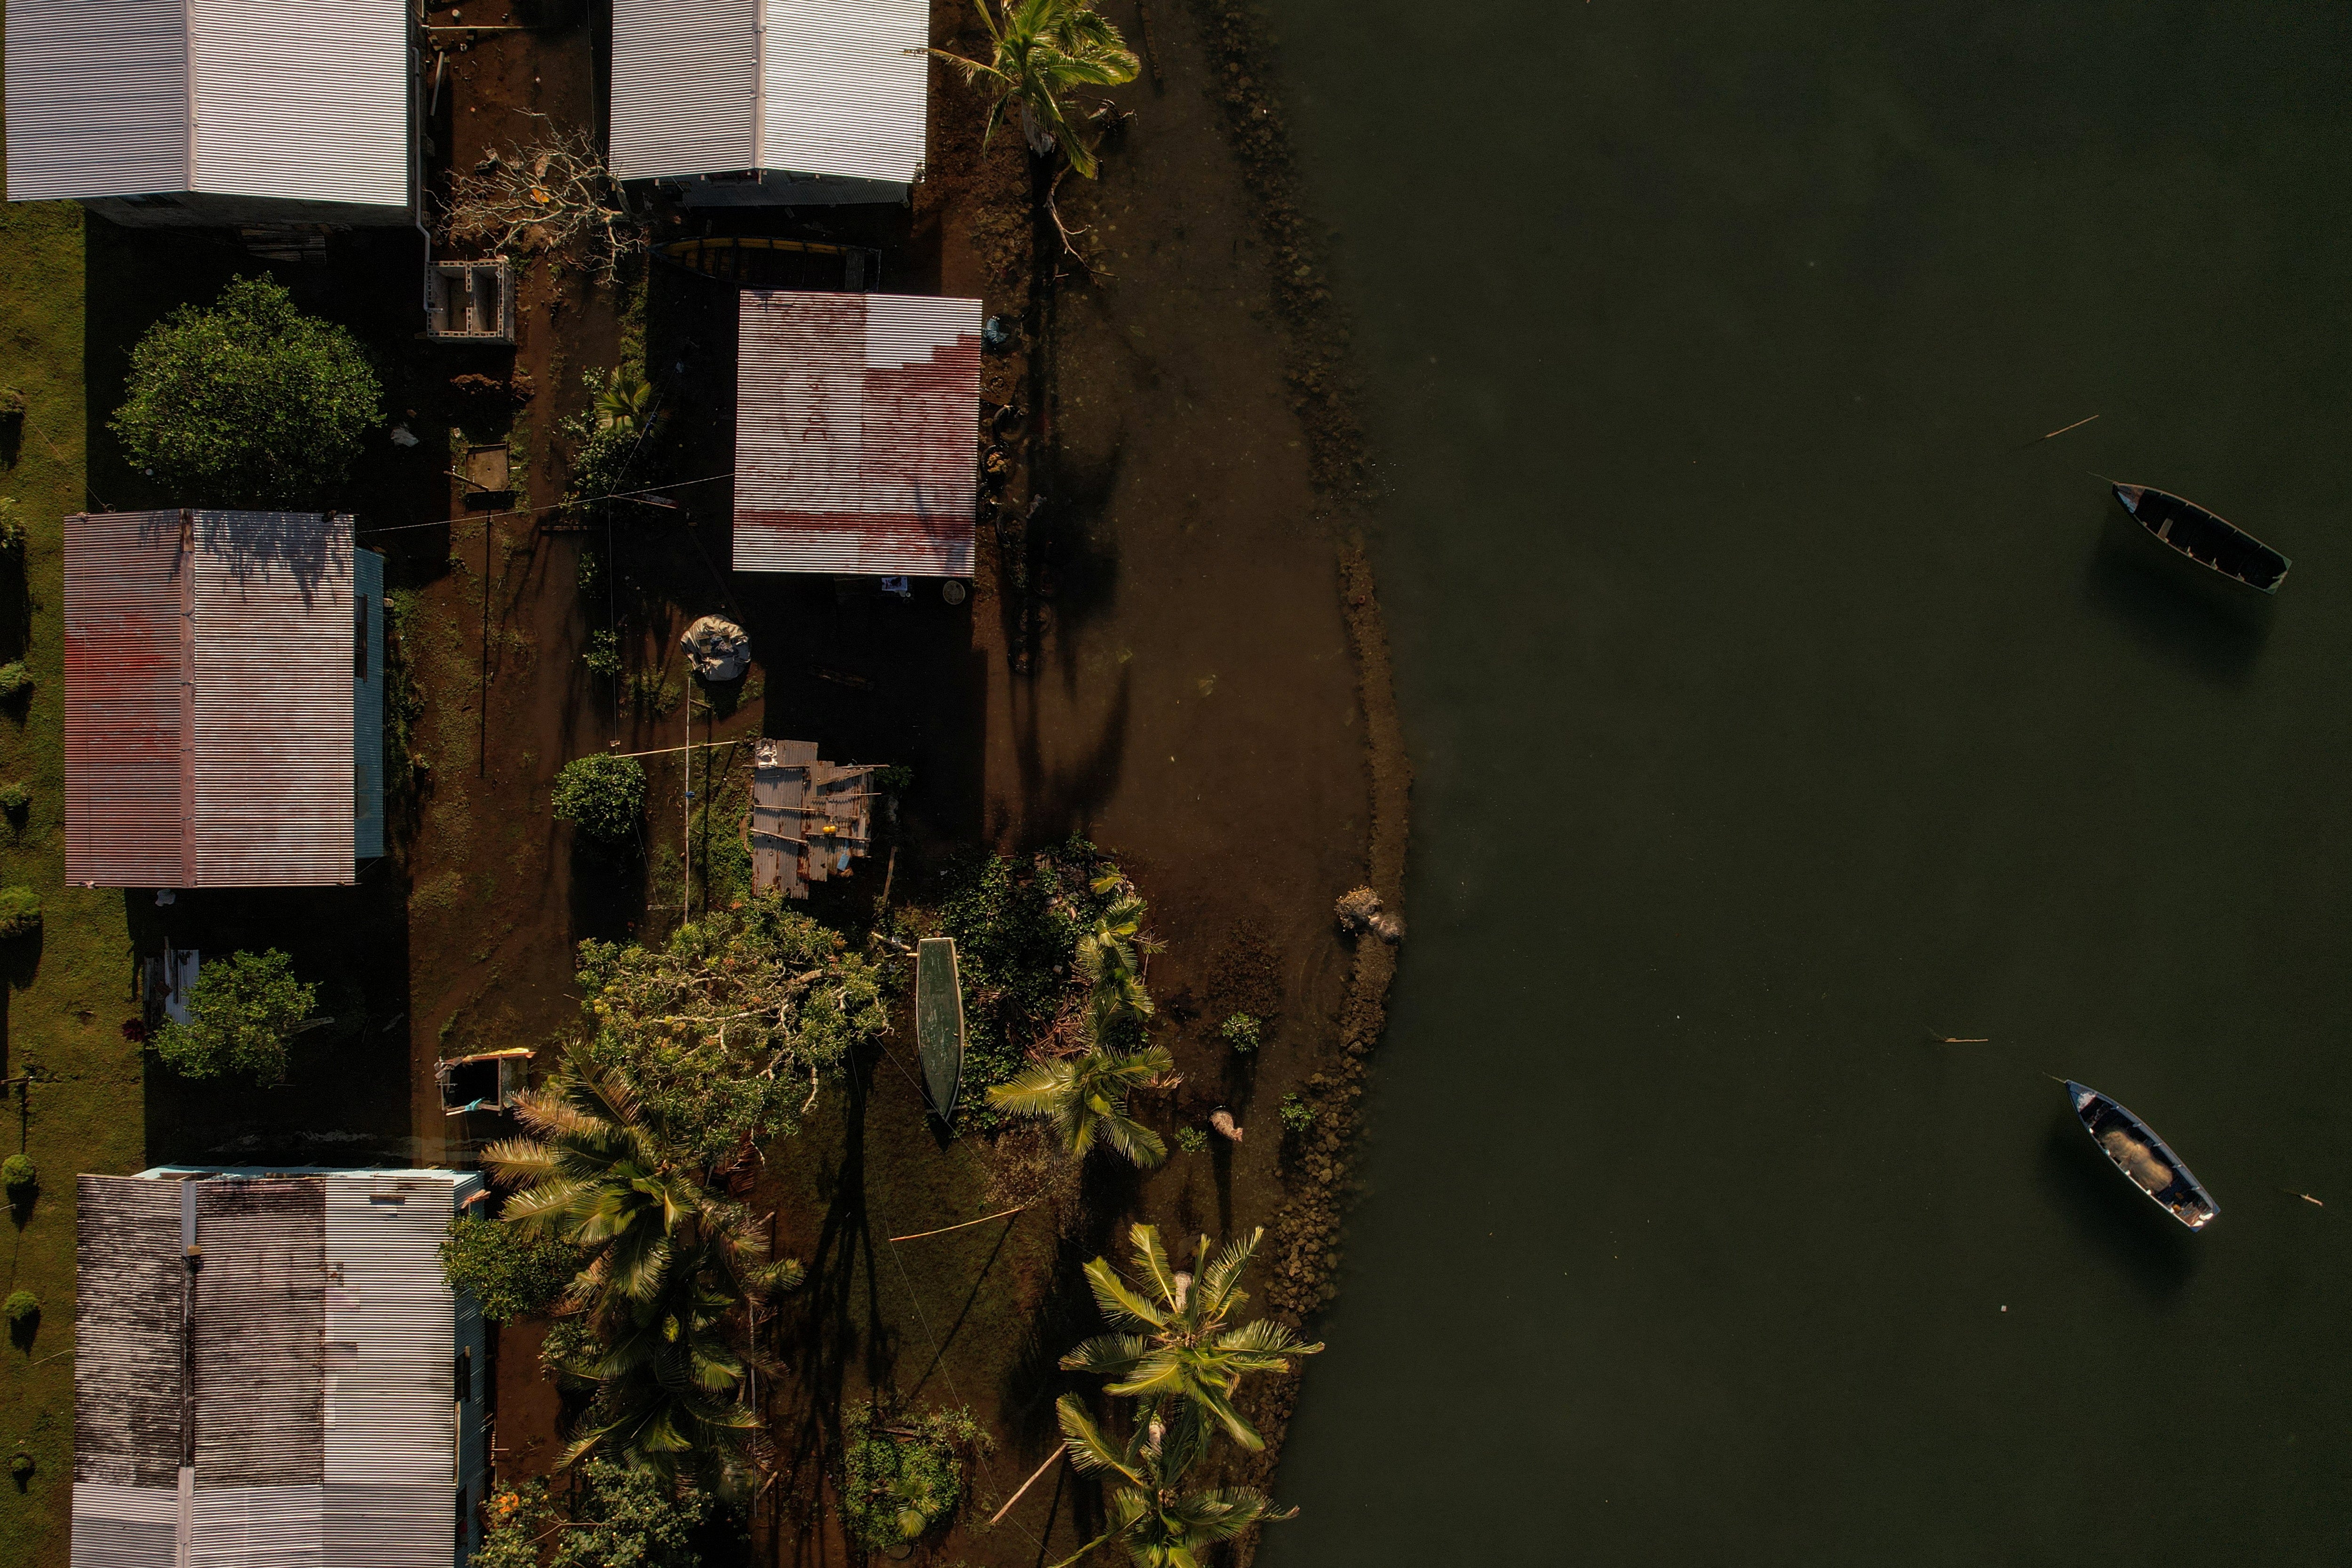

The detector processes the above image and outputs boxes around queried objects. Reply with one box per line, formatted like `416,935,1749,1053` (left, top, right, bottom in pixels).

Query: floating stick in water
2035,413,2100,442
1928,1029,1990,1043
2281,1188,2325,1208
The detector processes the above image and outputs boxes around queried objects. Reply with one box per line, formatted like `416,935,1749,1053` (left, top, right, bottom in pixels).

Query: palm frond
1081,1255,1167,1329
1055,1394,1144,1483
1057,1331,1149,1378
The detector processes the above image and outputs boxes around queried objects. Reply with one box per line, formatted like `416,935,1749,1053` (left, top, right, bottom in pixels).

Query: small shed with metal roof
72,1166,488,1568
734,289,984,576
63,510,384,890
2,0,412,226
608,0,931,205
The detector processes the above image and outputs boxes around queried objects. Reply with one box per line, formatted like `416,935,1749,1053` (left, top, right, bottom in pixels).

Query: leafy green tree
841,1401,992,1552
439,1213,587,1322
477,1460,715,1568
110,274,381,508
935,0,1140,178
571,900,887,1167
1062,1225,1321,1451
149,948,316,1084
551,753,647,842
1049,1395,1294,1568
987,1042,1173,1168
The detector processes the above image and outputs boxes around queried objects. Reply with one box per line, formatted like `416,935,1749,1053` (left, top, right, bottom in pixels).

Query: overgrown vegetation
149,948,316,1083
551,753,647,842
840,1401,993,1552
109,274,381,508
476,1460,716,1568
439,1214,587,1322
0,885,39,939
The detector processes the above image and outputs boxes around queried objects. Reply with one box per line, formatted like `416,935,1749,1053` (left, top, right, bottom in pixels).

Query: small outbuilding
64,510,384,890
608,0,931,206
72,1166,489,1568
2,0,413,226
734,289,984,576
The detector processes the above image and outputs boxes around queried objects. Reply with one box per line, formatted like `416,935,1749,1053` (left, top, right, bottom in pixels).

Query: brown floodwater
1260,1,2352,1563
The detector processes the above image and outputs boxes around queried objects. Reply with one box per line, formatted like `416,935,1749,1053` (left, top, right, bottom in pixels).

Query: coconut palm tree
1048,1395,1295,1568
986,1043,1173,1167
484,1054,792,1307
555,1242,770,1481
1075,874,1161,1029
934,0,1140,179
1061,1225,1320,1451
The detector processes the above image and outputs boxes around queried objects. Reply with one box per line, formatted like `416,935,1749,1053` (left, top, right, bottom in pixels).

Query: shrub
109,274,381,509
1175,1126,1209,1154
0,1154,33,1193
476,1462,710,1568
8,1449,29,1481
0,886,40,939
439,1214,585,1322
0,387,25,417
0,782,30,816
841,1402,990,1552
873,764,914,795
149,948,316,1083
0,498,24,554
0,663,32,699
581,628,622,679
1279,1092,1317,1134
550,753,645,841
1222,1011,1262,1053
3,1290,36,1326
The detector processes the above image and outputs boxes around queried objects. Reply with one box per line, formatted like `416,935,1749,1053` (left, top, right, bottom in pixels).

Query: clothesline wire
355,469,739,535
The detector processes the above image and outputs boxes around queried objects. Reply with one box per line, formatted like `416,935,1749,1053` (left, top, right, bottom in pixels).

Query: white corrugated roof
610,0,930,185
3,0,408,207
735,291,982,576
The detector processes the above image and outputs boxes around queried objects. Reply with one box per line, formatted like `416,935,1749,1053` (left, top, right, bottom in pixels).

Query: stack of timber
749,738,880,898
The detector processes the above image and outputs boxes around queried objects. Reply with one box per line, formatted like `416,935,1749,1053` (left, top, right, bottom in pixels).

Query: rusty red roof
64,510,359,888
733,290,982,576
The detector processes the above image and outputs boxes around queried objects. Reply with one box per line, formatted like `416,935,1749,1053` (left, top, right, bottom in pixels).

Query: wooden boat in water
2112,483,2289,594
2063,1081,2218,1230
915,938,965,1122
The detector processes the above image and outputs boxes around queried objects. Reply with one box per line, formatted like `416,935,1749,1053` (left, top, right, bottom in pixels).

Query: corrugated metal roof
608,0,929,185
609,0,759,182
72,1170,483,1568
187,0,408,207
64,511,359,889
2,0,190,202
4,0,408,208
734,291,983,576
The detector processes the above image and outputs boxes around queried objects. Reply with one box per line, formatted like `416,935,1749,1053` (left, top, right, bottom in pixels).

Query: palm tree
555,1244,769,1481
1076,876,1160,1029
986,1042,1172,1167
484,1054,787,1307
1061,1225,1321,1451
1048,1395,1295,1567
934,0,1140,178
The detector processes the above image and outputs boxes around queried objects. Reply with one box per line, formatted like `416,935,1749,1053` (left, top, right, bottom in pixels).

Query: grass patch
0,201,143,1568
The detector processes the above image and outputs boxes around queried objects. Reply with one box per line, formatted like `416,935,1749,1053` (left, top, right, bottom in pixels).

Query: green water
1259,3,2352,1561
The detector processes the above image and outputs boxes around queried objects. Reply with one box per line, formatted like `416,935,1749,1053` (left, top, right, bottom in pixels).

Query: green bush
439,1214,586,1322
581,628,623,679
873,764,914,795
1279,1091,1317,1134
0,1154,33,1192
109,274,382,509
1222,1011,1262,1053
0,782,31,815
150,948,316,1083
0,886,40,939
3,1290,36,1326
841,1402,990,1552
477,1462,710,1568
0,663,32,699
1175,1126,1209,1154
551,753,646,841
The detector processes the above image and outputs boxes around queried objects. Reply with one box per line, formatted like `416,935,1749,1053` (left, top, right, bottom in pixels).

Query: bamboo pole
987,1445,1064,1528
888,1205,1024,1244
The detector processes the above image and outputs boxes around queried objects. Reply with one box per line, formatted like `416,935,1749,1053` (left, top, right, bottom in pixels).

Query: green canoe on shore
914,938,965,1122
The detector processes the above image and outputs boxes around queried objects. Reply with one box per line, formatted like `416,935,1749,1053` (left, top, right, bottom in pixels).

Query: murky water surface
1260,3,2352,1561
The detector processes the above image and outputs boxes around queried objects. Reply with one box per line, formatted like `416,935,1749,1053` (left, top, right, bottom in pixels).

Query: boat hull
2112,483,2289,594
915,938,965,1122
2063,1080,2218,1230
